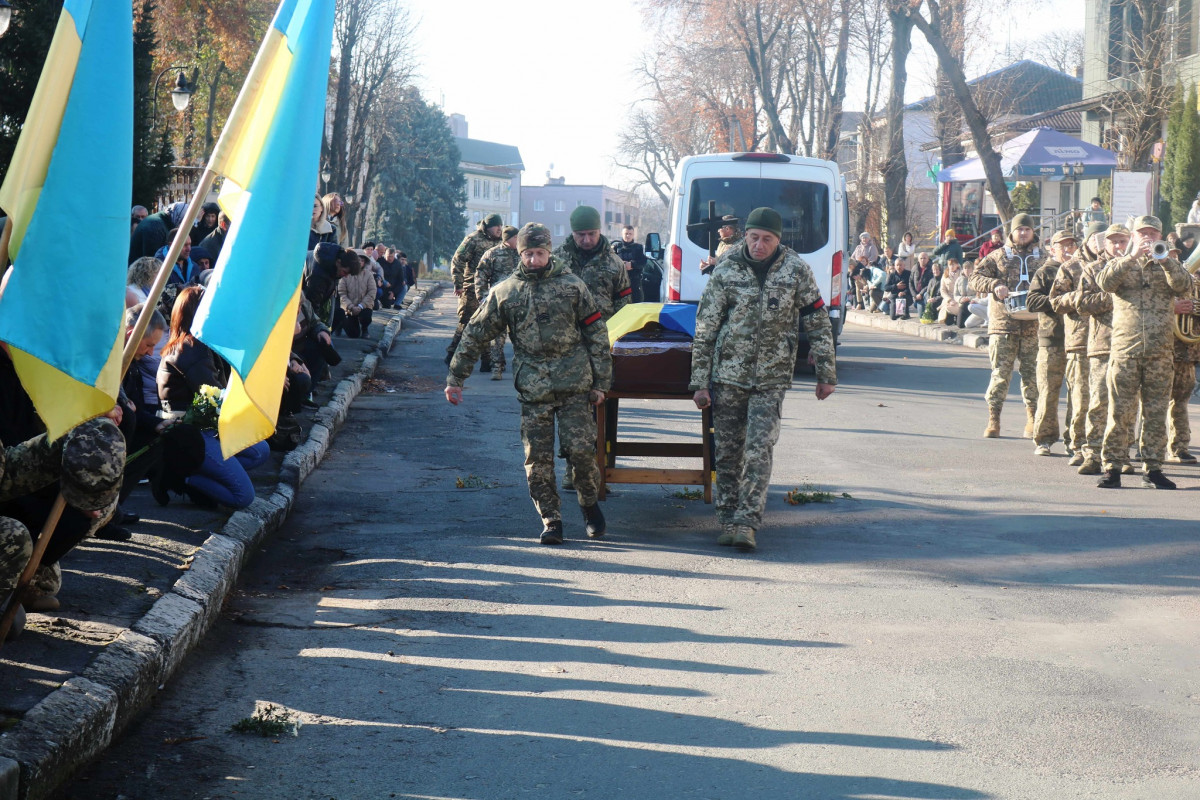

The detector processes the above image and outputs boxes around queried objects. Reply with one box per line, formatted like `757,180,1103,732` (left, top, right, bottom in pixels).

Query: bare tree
881,3,914,244
1006,30,1086,75
1097,0,1173,171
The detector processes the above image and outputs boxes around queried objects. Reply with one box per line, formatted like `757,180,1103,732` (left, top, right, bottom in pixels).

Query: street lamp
150,66,197,129
0,1,13,39
320,161,332,194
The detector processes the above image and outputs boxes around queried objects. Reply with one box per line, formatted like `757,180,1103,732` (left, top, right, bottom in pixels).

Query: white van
646,152,848,361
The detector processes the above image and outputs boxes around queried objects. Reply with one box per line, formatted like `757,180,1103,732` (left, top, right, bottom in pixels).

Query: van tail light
830,250,843,306
667,244,682,301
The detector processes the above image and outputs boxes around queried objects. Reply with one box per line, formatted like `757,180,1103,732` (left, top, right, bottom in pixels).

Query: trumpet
1125,237,1172,260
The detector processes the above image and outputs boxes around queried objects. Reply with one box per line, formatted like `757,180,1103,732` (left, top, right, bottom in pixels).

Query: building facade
450,114,523,236
520,179,641,247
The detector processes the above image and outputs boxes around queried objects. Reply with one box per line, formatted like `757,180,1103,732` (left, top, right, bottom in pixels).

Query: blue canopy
936,127,1117,183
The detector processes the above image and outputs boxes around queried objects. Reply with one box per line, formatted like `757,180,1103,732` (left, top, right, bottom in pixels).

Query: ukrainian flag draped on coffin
191,0,336,458
0,1,132,440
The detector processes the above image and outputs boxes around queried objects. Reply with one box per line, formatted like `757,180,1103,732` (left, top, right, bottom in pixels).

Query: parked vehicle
645,152,849,368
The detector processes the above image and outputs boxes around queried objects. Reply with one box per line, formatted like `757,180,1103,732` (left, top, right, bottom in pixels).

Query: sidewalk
845,308,991,350
0,282,444,800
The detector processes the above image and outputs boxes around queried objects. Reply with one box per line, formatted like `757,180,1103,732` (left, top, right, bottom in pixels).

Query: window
687,177,829,254
1179,0,1195,58
534,199,544,212
555,224,565,237
493,181,501,199
472,211,481,225
473,179,482,199
605,211,613,224
554,200,565,212
482,181,490,200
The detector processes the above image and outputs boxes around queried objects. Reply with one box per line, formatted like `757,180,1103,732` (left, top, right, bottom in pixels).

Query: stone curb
845,308,991,349
0,284,445,800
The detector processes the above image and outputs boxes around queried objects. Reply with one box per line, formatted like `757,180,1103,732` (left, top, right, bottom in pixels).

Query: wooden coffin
611,321,693,394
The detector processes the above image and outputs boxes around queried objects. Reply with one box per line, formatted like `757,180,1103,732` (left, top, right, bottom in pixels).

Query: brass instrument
1174,259,1200,345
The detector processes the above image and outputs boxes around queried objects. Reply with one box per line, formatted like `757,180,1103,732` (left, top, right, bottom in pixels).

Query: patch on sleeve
582,311,603,326
800,297,826,316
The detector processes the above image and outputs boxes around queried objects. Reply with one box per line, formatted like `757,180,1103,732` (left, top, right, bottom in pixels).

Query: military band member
1168,250,1200,464
970,213,1044,438
474,226,521,380
446,223,612,544
446,213,504,367
1096,216,1192,489
691,208,836,552
1027,230,1077,455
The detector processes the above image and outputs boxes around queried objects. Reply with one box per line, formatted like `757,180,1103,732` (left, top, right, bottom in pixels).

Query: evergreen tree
133,0,171,208
1160,86,1184,229
1171,86,1200,229
0,0,62,189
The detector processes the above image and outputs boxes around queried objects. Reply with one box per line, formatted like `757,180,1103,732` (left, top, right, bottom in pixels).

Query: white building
449,113,523,235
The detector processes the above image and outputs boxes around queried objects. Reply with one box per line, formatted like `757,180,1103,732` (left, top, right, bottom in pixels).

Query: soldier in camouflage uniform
446,223,612,545
1048,222,1106,467
1026,230,1077,456
553,205,632,490
474,226,521,380
1096,215,1192,489
446,213,504,367
701,216,743,274
1167,253,1200,463
1,417,125,634
970,213,1044,438
691,207,837,552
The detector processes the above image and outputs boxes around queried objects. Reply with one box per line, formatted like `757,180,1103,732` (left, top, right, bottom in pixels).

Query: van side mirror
645,232,662,258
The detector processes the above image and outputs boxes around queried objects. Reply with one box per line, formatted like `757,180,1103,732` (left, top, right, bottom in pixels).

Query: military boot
539,520,564,545
1023,405,1036,439
582,504,606,538
490,365,504,381
479,354,492,373
717,523,737,546
1142,470,1177,490
1096,469,1121,489
1077,456,1101,475
983,408,1001,438
1068,452,1085,467
732,525,757,551
3,606,25,641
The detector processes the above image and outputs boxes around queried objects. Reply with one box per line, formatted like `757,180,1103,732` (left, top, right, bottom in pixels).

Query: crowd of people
1,190,420,640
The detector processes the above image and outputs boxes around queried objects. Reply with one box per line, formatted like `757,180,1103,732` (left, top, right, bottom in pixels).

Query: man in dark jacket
128,203,184,264
612,225,648,303
1025,230,1077,456
932,229,964,267
199,212,230,263
885,256,913,319
191,202,221,245
303,242,353,324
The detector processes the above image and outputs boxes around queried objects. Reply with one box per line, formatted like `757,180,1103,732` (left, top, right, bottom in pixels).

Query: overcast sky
409,0,1086,189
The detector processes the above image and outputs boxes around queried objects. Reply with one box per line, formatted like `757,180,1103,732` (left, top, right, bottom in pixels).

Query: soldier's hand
103,404,123,426
445,386,463,405
693,389,711,409
589,389,606,406
1176,298,1195,315
815,383,836,400
994,285,1010,300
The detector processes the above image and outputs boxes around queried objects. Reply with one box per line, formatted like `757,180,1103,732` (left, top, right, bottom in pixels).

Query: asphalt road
58,296,1200,799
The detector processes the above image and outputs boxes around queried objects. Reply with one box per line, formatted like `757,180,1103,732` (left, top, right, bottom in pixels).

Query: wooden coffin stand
598,322,713,502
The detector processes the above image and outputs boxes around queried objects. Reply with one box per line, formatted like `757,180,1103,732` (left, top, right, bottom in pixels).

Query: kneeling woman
157,286,270,508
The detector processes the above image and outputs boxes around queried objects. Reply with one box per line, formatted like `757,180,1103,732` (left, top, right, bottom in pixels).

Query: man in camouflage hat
1096,215,1192,489
553,205,631,489
1026,230,1077,456
447,213,504,367
1048,221,1107,466
970,212,1044,438
701,215,743,274
691,207,837,552
474,225,521,380
446,222,612,545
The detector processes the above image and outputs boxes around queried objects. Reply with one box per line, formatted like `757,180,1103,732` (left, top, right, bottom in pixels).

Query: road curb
0,284,444,800
846,308,990,349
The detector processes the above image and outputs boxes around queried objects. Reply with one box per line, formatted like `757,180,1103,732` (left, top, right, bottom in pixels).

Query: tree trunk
821,1,852,161
203,62,226,161
909,3,1015,223
882,5,913,246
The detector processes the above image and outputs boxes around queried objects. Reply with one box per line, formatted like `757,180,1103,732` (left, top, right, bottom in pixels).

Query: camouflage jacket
554,236,632,322
716,233,743,259
1048,255,1091,354
451,224,502,291
1026,259,1064,348
1074,254,1116,358
690,242,837,391
969,235,1045,336
474,243,521,300
1096,252,1192,359
447,257,612,405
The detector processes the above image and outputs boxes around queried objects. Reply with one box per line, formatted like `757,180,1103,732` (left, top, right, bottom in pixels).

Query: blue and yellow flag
606,302,697,346
191,0,336,458
0,1,132,440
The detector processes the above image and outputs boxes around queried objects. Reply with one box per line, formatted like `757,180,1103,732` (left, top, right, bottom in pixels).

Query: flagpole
0,216,12,273
0,495,66,643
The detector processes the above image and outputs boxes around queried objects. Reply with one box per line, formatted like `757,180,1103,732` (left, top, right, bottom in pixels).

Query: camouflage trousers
712,383,786,530
0,432,64,503
1103,355,1173,473
1086,356,1111,461
985,330,1039,413
1033,346,1066,446
1,517,33,598
446,286,480,358
1169,360,1197,456
489,333,507,371
520,393,599,523
1064,353,1090,454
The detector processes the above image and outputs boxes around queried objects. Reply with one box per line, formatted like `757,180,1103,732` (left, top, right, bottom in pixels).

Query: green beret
518,223,553,253
569,205,601,232
745,207,782,238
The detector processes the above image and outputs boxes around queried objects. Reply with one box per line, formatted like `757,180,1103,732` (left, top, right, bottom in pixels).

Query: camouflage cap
1104,223,1131,239
720,214,740,227
59,419,125,512
502,225,519,241
1132,214,1163,233
1050,230,1076,245
517,223,553,253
